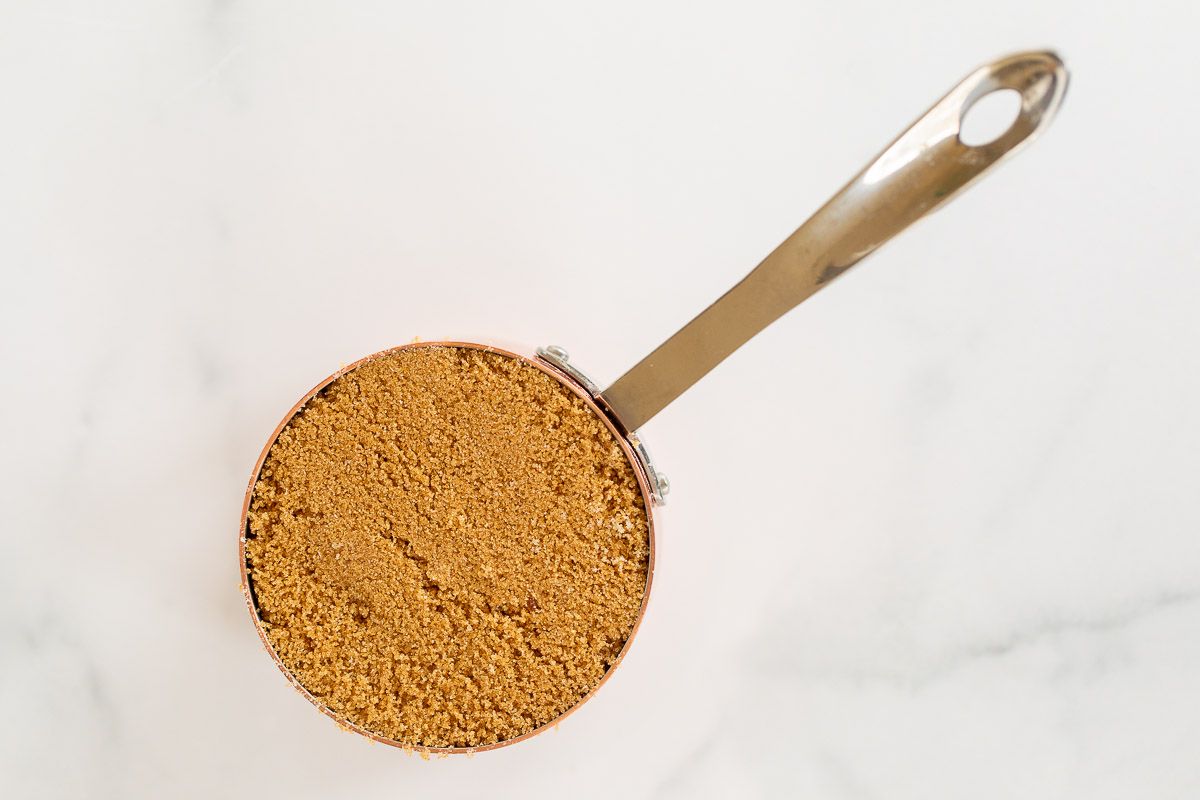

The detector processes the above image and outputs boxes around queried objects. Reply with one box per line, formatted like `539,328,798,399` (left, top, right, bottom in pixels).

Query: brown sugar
245,345,651,749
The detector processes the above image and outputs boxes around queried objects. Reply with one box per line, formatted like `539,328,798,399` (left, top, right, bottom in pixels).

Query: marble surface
4,1,1199,797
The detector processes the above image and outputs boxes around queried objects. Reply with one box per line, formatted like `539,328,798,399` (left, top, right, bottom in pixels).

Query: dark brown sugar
245,345,650,748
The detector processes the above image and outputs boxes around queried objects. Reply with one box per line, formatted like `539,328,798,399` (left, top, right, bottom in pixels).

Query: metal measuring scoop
241,50,1068,753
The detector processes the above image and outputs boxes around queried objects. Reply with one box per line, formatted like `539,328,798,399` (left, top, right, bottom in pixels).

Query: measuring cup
240,50,1068,753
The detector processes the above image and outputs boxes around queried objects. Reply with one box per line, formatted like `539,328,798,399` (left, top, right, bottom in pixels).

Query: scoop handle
598,50,1068,432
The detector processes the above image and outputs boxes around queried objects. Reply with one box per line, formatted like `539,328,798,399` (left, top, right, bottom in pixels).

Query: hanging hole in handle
958,88,1023,146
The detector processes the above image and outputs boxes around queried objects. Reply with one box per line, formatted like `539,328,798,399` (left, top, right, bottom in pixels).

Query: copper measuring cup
240,51,1068,753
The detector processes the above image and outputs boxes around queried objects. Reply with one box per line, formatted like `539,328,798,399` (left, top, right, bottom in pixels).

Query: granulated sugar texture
245,346,651,749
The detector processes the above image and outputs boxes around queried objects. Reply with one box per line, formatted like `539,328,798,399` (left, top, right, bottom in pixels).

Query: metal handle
598,50,1068,432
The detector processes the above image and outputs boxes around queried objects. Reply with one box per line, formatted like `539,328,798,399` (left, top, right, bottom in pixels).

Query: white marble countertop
4,1,1199,797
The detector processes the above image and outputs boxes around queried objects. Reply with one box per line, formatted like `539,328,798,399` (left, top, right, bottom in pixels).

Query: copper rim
238,340,658,755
